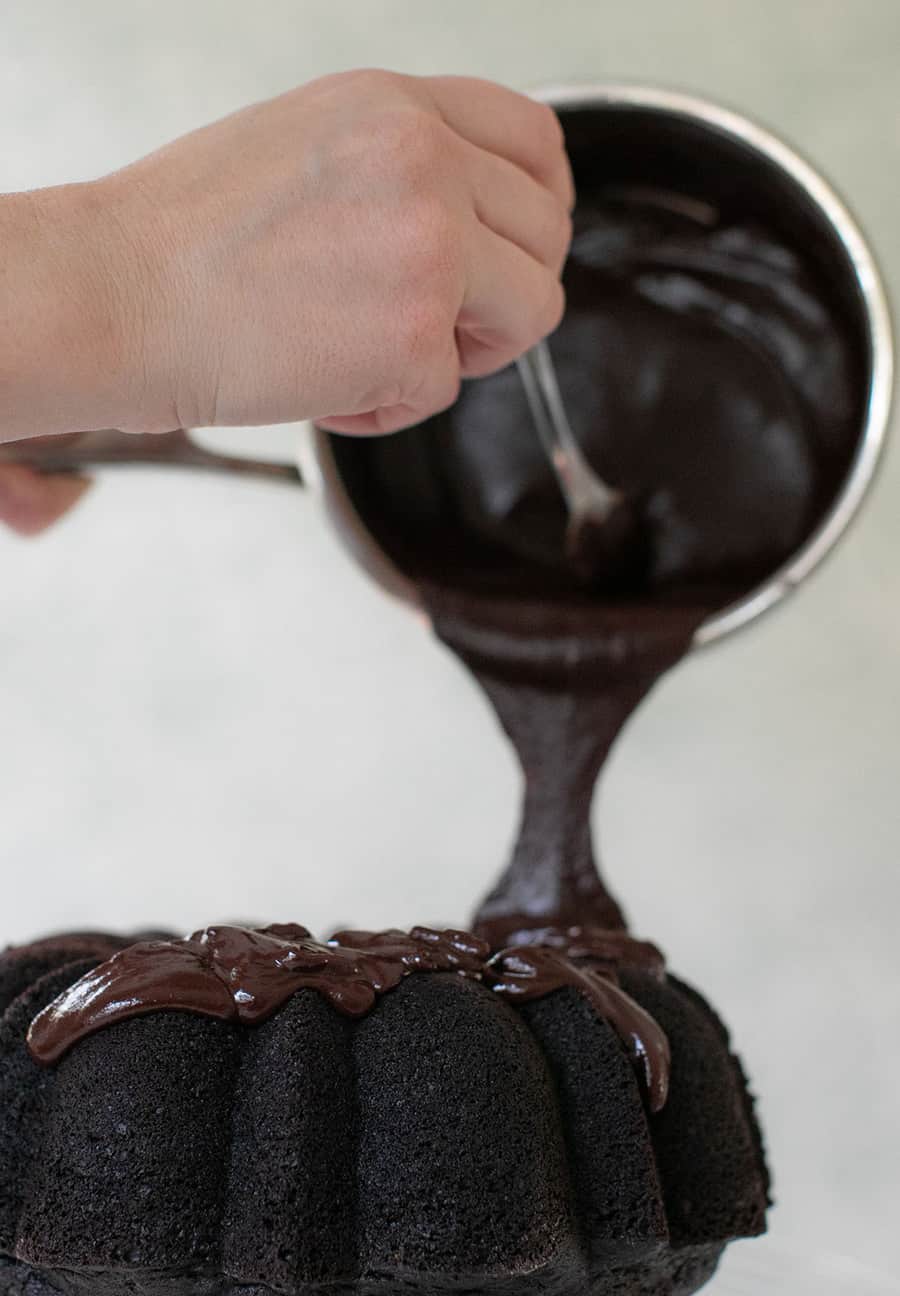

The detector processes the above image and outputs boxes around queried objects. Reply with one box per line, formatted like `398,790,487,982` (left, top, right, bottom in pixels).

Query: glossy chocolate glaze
487,944,670,1112
26,924,488,1063
26,922,670,1109
330,190,859,940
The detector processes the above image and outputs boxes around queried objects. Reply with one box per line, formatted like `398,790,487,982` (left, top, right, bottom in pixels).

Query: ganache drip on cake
26,922,670,1111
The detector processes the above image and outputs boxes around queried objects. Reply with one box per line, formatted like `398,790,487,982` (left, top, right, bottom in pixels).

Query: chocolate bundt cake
0,923,768,1296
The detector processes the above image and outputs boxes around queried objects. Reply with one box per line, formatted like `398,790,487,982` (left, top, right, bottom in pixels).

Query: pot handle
0,428,304,486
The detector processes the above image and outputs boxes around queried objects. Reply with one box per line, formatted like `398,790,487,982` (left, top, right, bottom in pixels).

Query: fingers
457,224,566,378
0,465,91,535
426,76,575,213
465,140,572,275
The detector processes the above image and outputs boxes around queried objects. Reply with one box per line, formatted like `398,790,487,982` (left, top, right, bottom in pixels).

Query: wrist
0,179,172,441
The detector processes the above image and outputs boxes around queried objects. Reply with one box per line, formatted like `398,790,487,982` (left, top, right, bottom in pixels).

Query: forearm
0,181,148,443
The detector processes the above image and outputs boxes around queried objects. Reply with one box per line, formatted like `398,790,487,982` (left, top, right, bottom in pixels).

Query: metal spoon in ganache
517,338,644,587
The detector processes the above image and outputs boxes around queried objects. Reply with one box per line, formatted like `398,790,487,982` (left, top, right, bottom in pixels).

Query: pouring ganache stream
426,589,707,943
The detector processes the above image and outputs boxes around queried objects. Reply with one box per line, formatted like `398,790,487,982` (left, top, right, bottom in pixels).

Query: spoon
516,339,640,584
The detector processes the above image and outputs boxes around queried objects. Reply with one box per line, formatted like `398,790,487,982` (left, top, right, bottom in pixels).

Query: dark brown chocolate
486,943,670,1112
25,923,670,1110
26,924,489,1065
424,589,707,943
494,922,666,976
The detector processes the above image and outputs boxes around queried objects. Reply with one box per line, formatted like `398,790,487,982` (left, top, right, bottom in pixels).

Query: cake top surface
21,922,670,1111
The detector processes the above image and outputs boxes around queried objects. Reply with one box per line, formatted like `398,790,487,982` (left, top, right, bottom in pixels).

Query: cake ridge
0,930,769,1296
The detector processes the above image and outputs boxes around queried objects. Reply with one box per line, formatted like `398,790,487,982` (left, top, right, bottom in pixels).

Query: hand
120,70,573,435
3,69,574,449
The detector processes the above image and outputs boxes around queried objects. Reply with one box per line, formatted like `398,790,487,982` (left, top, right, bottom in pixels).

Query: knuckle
404,351,462,424
532,101,566,155
516,279,565,351
374,109,443,182
344,67,405,95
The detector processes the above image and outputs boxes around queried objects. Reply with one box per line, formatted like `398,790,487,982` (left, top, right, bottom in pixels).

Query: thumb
0,465,92,536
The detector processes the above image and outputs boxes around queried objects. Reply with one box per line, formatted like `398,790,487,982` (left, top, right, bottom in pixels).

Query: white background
1,0,898,1280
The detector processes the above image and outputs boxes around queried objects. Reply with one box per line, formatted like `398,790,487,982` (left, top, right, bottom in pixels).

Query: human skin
0,70,574,534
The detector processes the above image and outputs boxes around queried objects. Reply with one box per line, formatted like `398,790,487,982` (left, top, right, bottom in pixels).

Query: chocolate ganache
26,923,670,1110
329,188,860,943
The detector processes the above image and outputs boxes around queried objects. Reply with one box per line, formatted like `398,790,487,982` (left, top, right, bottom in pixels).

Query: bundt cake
0,922,768,1295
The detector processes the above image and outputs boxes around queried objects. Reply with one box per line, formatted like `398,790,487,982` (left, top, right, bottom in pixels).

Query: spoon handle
516,340,618,512
0,428,304,485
